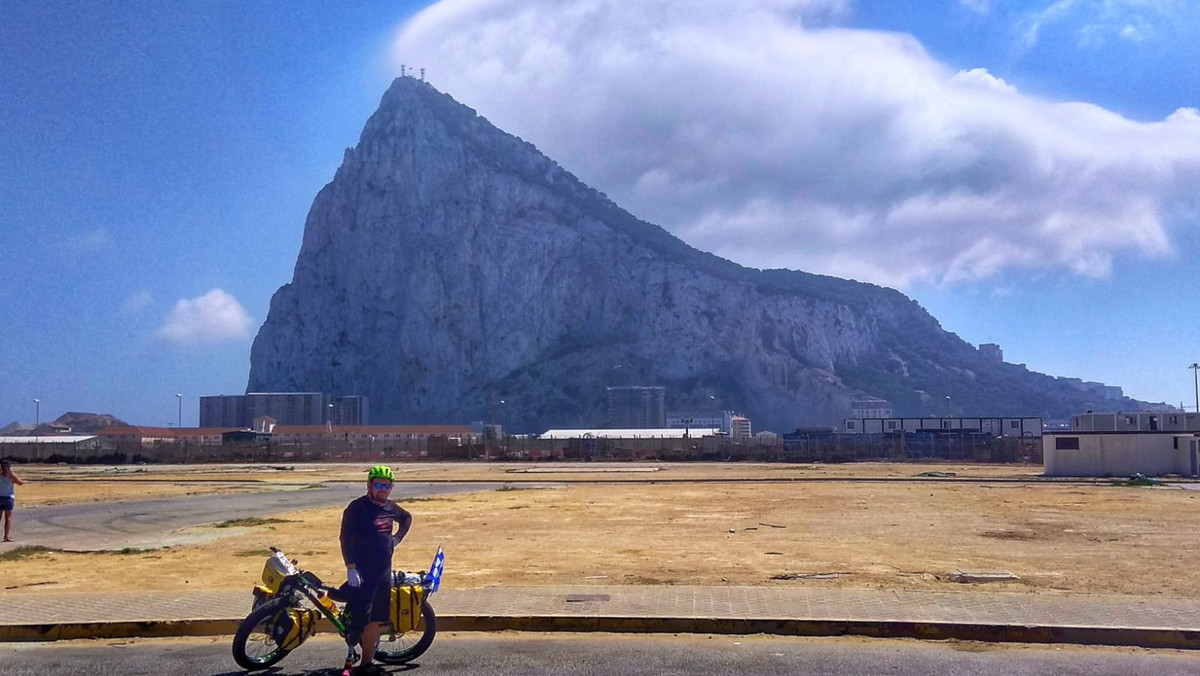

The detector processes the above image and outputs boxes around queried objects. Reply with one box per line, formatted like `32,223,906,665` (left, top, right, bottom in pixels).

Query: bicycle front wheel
374,600,437,664
231,598,293,671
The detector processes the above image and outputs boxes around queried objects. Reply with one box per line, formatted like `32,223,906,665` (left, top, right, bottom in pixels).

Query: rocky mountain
0,412,128,435
248,77,1150,432
53,412,127,434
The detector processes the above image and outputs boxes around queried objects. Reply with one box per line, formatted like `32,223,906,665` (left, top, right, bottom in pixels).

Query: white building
539,428,722,440
0,435,115,461
729,416,752,442
667,411,735,435
849,397,893,419
978,343,1003,362
1071,411,1200,433
842,417,1042,437
1044,432,1200,477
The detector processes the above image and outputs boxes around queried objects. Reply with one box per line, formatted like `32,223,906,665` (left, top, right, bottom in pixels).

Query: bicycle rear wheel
374,600,436,664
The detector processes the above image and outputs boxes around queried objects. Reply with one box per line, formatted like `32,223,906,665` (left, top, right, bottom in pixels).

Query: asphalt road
16,482,507,551
2,633,1197,676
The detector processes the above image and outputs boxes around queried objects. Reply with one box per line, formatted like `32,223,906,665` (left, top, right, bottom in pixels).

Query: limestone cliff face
248,77,1135,431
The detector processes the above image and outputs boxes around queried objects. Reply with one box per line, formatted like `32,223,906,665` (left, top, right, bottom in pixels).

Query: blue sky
2,0,1198,428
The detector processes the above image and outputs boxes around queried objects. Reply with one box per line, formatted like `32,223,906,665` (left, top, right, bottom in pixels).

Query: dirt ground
4,462,1199,599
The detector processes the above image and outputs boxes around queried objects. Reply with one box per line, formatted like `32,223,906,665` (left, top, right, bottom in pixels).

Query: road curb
439,616,1200,649
0,619,242,642
4,616,1200,650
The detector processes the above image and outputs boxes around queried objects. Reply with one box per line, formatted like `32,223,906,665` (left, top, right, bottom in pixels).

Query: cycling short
345,570,392,633
0,497,13,511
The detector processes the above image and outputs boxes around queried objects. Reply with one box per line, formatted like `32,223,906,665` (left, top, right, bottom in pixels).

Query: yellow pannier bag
390,585,426,633
273,607,319,651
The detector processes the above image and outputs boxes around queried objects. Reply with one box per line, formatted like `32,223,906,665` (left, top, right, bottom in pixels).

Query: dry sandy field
3,461,1199,599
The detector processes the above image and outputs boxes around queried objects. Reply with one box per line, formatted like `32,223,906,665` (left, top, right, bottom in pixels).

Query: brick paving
4,586,1200,634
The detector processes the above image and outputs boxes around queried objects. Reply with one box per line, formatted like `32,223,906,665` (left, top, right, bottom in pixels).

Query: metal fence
1,431,1040,465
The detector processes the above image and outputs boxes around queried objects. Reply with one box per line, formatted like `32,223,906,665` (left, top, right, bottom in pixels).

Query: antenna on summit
420,68,425,81
401,64,407,77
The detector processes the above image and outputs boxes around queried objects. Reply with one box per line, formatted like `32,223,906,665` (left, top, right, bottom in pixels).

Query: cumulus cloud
155,289,253,345
393,0,1200,288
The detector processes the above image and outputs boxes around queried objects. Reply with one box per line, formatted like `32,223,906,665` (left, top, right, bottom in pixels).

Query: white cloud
155,289,253,346
121,290,153,315
1020,0,1180,51
960,0,993,14
393,0,1200,288
67,227,113,252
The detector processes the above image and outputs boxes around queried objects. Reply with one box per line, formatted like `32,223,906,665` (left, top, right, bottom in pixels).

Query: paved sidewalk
3,586,1200,649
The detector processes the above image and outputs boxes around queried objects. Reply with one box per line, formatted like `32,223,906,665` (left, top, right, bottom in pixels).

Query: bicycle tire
231,597,293,671
374,600,437,664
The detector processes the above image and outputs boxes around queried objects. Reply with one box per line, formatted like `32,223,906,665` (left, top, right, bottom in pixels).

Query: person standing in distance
1,459,24,542
340,465,412,676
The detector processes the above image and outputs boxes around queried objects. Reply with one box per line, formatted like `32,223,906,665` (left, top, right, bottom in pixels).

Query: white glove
346,568,362,588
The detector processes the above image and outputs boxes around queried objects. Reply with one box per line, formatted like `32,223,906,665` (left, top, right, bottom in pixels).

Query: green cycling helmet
367,465,394,482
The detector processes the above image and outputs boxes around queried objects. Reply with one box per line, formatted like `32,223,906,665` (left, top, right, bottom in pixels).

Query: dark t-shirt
339,495,411,577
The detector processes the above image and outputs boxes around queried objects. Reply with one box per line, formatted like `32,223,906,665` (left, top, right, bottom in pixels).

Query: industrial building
199,393,369,427
606,386,666,429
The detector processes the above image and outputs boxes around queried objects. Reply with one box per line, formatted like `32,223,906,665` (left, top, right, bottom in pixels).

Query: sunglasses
371,482,393,490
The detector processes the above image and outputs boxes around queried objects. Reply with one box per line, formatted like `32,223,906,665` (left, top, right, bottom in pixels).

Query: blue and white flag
427,547,445,594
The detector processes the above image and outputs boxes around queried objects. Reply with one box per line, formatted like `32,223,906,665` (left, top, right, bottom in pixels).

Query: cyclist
339,465,412,676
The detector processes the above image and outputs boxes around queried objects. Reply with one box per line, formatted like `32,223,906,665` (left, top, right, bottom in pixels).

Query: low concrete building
842,416,1042,437
539,428,722,440
95,425,238,448
0,435,116,461
1043,432,1200,477
270,425,473,449
849,397,893,419
667,411,734,435
1071,411,1200,433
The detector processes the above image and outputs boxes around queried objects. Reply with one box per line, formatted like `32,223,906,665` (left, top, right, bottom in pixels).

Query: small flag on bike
428,547,445,594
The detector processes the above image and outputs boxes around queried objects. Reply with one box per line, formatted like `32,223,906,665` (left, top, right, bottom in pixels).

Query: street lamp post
499,399,507,457
1191,363,1199,414
176,393,185,463
33,398,40,461
944,396,951,419
326,403,334,458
